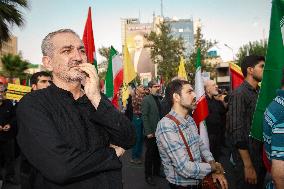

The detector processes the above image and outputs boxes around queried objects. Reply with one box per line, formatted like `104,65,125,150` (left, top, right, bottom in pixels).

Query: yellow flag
122,44,136,107
178,56,188,81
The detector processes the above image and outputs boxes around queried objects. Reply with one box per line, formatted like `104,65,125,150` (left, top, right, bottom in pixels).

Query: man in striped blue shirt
263,74,284,189
156,79,227,189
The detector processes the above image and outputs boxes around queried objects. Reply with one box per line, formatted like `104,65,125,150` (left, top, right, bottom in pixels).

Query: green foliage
186,26,218,83
145,22,185,84
0,0,29,46
98,46,111,80
98,46,110,60
236,40,267,66
0,53,30,79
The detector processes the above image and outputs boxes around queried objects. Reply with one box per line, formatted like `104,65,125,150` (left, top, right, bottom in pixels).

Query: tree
98,46,111,80
236,40,268,66
0,0,29,46
0,53,30,79
145,22,185,83
186,26,218,83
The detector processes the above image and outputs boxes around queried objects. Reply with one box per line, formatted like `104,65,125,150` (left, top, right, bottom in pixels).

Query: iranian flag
251,0,284,141
83,7,98,71
192,48,210,149
105,46,123,109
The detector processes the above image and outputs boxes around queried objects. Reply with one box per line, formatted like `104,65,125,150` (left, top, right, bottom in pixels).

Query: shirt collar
169,109,192,125
243,80,259,92
49,83,88,103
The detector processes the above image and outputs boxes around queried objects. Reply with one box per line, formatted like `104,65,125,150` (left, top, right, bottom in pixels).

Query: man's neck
245,77,259,89
151,92,157,96
53,76,82,100
206,93,212,99
172,104,188,118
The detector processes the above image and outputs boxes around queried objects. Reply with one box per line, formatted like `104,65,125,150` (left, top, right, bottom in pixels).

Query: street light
224,44,235,61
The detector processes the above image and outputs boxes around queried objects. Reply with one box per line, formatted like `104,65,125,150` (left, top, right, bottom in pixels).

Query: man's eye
80,49,86,54
62,49,71,54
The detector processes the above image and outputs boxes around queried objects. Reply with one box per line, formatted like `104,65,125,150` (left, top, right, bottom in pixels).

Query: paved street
0,146,236,189
0,149,169,189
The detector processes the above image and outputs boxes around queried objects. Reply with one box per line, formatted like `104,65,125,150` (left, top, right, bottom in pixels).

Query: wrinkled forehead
51,32,84,50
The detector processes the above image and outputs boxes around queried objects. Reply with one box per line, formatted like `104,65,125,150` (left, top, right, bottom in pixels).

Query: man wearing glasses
141,80,162,186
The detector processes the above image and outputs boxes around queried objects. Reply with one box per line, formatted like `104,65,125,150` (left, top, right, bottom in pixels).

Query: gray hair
41,29,80,57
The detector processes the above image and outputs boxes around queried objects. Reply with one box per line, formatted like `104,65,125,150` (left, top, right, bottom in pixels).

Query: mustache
69,61,83,68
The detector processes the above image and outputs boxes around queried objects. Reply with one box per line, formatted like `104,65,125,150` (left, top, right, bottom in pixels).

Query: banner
6,83,31,101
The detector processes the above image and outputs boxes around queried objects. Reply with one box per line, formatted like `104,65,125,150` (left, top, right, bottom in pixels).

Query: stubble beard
54,69,86,83
253,74,262,83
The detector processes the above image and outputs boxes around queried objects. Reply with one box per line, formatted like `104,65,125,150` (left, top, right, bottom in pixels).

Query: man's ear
31,84,37,91
42,56,53,71
247,67,254,76
173,93,180,103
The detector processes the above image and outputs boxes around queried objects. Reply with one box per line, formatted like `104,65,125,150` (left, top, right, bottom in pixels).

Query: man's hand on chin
78,63,101,109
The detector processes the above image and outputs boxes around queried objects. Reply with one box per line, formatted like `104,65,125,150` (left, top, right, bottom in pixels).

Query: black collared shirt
226,80,259,149
16,84,135,189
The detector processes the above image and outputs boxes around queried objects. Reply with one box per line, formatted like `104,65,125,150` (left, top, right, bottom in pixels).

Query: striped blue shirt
263,89,284,189
156,109,213,186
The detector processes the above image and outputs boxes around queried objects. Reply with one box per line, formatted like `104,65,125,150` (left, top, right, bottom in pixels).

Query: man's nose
73,49,83,61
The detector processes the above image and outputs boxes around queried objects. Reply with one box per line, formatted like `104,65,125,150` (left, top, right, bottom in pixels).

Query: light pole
224,44,235,61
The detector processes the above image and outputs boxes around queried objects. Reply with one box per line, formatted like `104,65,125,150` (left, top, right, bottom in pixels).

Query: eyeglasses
152,85,160,88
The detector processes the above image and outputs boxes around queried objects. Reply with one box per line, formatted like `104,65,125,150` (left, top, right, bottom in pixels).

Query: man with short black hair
30,71,52,90
226,55,266,189
156,79,228,189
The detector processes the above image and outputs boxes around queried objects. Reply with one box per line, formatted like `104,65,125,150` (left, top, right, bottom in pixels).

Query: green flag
105,47,116,98
251,0,284,141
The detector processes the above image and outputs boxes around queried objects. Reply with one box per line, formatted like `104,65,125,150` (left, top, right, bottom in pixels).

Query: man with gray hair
16,29,136,189
204,80,226,161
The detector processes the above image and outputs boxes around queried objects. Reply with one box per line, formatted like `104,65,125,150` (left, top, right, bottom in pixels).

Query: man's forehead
52,33,83,48
38,76,51,80
182,84,193,90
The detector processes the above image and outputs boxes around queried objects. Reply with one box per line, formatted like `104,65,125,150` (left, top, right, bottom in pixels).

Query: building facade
0,36,18,69
166,18,194,57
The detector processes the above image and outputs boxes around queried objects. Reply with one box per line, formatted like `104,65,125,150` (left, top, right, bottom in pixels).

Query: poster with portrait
125,23,155,83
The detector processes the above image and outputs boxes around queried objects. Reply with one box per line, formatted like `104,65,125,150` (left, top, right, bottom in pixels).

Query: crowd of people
0,28,283,189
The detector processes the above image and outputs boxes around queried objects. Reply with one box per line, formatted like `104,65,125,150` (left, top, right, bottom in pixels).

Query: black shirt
226,80,259,149
0,99,16,140
16,84,136,189
152,94,162,118
205,95,226,136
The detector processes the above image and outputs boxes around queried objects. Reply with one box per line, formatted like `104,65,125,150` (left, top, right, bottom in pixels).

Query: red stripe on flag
111,69,123,108
193,95,208,126
83,7,95,65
